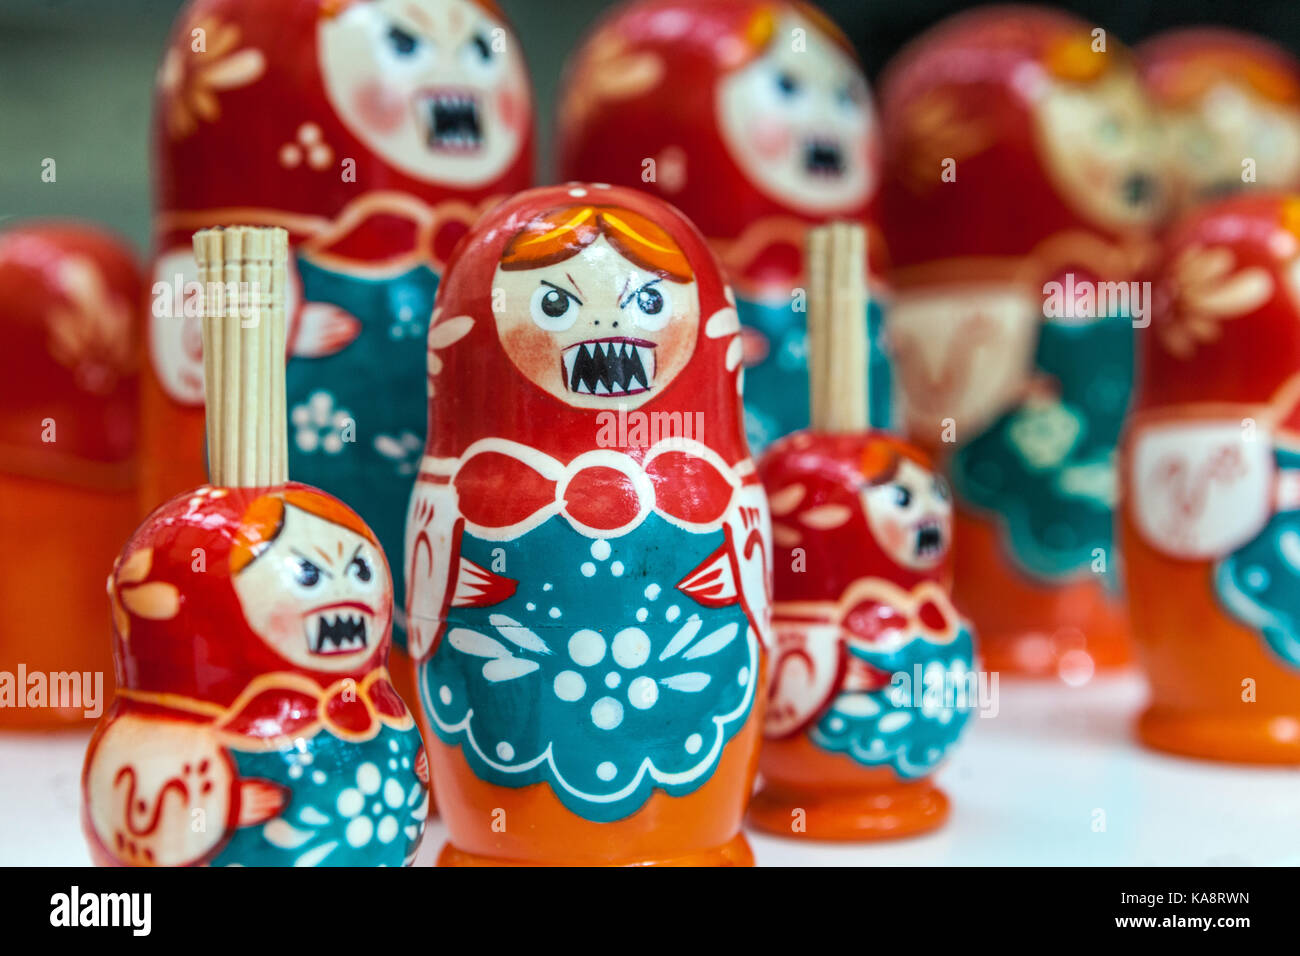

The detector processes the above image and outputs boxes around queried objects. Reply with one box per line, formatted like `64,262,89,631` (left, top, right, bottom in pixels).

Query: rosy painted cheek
749,119,792,160
352,80,408,135
496,85,525,135
879,519,907,556
262,601,305,649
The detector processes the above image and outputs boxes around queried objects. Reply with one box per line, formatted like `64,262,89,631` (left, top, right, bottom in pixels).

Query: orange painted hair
230,489,376,573
500,205,694,282
735,3,857,66
860,436,934,487
321,0,504,20
1154,49,1300,107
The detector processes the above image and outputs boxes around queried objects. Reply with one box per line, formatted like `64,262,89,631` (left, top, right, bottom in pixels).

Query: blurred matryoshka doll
1139,28,1300,213
877,6,1167,679
1123,194,1300,763
556,0,890,453
84,227,429,865
143,0,535,668
405,183,771,865
0,223,142,730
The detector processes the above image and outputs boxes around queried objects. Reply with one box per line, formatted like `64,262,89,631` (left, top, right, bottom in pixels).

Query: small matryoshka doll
750,224,975,840
84,229,429,865
405,183,771,865
556,0,890,453
0,223,142,730
878,6,1166,679
1139,28,1300,213
143,0,535,669
1122,194,1300,763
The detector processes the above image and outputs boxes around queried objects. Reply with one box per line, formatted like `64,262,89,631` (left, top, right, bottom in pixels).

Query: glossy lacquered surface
81,482,429,865
753,431,974,840
878,5,1166,678
1123,193,1300,763
0,223,143,730
405,182,772,865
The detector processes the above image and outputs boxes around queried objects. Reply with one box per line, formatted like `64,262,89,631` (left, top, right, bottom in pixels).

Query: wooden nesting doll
1139,28,1300,213
0,223,142,730
556,0,891,454
142,0,535,675
750,224,974,840
1123,194,1300,763
405,183,771,865
84,228,429,865
877,6,1167,679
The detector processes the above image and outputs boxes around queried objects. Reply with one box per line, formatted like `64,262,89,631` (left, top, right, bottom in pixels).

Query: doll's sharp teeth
427,91,482,151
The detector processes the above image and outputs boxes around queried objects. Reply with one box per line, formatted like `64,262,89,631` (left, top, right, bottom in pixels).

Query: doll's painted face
319,0,530,186
716,12,875,214
861,458,952,571
491,205,700,410
233,502,388,672
1160,84,1300,203
1035,68,1166,229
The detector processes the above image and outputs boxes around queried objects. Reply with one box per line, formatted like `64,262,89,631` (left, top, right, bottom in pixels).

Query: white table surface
4,670,1297,866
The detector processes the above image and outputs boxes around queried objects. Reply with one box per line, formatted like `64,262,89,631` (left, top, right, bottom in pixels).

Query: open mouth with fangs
418,89,483,152
914,519,945,561
804,137,845,177
561,337,656,396
304,603,372,656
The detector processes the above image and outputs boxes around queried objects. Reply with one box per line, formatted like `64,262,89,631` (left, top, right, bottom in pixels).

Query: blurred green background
2,0,1298,253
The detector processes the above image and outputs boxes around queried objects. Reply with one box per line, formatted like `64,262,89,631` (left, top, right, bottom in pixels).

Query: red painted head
1139,193,1300,415
760,431,953,604
0,223,141,487
1138,28,1300,212
556,0,878,290
109,482,394,706
424,182,750,466
879,4,1166,268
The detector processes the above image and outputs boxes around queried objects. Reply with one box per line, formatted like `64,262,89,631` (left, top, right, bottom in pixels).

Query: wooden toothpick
192,225,290,488
807,222,869,433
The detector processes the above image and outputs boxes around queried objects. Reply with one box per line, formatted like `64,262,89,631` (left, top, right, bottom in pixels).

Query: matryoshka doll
1139,28,1300,213
84,228,429,865
878,7,1166,679
405,184,771,865
143,0,535,681
750,224,975,840
1122,194,1300,763
0,223,142,730
556,0,890,453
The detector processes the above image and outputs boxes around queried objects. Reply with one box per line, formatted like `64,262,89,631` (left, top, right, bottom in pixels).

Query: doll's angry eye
348,554,373,584
530,282,580,331
622,279,671,331
894,484,913,508
294,557,323,589
932,476,950,503
775,71,801,97
837,83,865,110
471,32,492,61
387,25,420,57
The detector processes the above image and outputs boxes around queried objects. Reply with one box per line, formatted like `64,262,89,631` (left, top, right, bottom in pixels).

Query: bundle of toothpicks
806,221,869,434
192,225,290,488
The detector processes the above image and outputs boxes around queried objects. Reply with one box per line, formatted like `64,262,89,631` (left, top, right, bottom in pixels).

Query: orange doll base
747,780,949,842
750,732,950,841
0,474,132,731
1138,707,1300,765
953,510,1132,680
437,832,754,867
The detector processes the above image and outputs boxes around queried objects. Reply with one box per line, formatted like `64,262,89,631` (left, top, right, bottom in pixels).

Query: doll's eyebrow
293,548,335,576
620,276,663,308
540,279,582,305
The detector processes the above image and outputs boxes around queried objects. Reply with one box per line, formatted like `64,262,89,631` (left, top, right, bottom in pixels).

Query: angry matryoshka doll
405,183,771,865
83,226,428,866
878,6,1167,679
143,0,535,668
83,485,430,865
753,432,974,839
1122,193,1300,763
1139,28,1300,213
0,223,142,730
556,0,890,453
